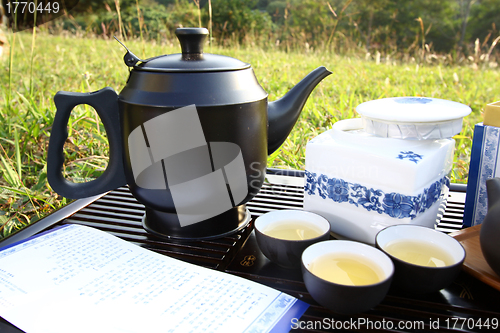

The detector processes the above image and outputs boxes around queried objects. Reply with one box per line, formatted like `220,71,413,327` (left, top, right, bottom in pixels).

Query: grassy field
0,31,499,238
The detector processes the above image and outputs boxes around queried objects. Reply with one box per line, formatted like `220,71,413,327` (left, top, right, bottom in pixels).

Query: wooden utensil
450,224,500,291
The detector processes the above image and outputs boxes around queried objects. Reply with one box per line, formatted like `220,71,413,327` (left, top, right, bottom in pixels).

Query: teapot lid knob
175,28,209,59
129,27,249,72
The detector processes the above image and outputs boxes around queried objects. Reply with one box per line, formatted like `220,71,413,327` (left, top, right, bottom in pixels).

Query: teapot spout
267,66,332,154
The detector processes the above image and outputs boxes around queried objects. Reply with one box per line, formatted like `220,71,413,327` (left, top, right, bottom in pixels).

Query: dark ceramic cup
254,210,330,268
376,225,465,294
301,240,394,314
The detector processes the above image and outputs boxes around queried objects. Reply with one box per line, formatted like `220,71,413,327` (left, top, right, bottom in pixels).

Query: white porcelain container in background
304,97,471,244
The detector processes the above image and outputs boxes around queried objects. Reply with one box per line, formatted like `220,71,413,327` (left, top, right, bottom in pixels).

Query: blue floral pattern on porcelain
397,151,423,164
304,170,449,219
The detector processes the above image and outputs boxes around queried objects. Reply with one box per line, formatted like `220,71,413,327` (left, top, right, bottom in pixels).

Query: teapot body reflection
47,28,331,239
480,178,500,277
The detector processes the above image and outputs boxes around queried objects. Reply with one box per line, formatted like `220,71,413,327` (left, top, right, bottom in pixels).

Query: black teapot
47,28,331,239
480,177,500,277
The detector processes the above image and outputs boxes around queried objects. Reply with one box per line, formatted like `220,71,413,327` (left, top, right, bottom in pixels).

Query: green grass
1,32,499,238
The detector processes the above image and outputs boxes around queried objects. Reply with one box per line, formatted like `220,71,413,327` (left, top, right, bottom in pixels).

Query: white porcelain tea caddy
304,97,471,244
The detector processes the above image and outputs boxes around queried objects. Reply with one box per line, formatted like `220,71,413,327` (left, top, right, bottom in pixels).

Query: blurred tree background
47,0,500,57
1,0,499,237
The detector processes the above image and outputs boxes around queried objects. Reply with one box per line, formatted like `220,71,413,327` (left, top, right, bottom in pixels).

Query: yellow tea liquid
308,253,384,286
383,240,454,267
263,221,323,240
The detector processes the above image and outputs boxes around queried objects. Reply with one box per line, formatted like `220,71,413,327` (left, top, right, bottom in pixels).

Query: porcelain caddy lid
355,97,472,139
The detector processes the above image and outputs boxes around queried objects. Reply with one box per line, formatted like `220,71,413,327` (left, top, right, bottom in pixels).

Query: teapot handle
47,87,127,199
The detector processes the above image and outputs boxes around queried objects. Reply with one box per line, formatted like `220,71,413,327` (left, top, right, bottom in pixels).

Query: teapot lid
132,28,250,72
355,97,472,139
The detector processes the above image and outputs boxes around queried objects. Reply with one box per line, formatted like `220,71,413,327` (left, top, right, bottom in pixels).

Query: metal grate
227,182,499,333
1,172,491,333
4,174,466,271
59,187,252,271
436,190,467,233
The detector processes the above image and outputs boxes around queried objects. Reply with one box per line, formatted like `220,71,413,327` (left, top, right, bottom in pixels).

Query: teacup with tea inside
383,239,455,267
254,210,330,268
262,219,325,240
301,240,394,314
307,252,385,286
376,224,465,293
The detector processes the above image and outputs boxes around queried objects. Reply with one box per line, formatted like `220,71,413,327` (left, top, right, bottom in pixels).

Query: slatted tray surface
2,173,499,333
63,186,252,271
231,179,500,333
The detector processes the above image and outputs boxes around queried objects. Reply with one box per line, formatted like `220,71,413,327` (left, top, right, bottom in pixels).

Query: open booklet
0,224,308,333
